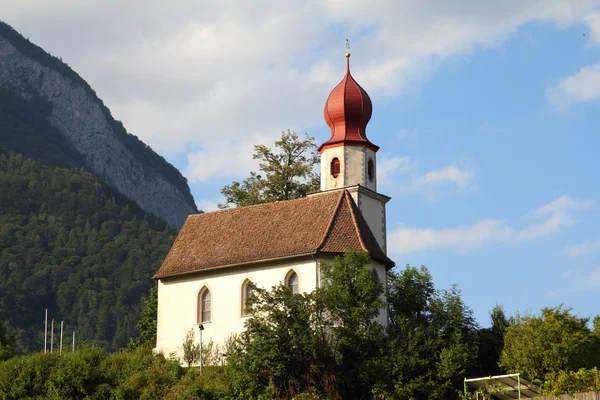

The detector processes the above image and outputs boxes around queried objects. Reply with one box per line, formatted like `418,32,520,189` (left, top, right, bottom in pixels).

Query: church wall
364,148,377,192
155,257,318,362
320,146,345,190
344,145,366,188
357,193,386,253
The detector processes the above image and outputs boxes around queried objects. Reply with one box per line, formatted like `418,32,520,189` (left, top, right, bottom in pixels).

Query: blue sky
6,1,600,326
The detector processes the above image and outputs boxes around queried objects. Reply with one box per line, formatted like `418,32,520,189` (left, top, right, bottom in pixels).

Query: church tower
317,48,391,253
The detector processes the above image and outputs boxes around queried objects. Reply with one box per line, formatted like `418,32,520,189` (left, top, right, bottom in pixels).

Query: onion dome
319,52,378,153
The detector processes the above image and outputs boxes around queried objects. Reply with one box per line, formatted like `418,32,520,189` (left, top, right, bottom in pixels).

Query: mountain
0,21,197,229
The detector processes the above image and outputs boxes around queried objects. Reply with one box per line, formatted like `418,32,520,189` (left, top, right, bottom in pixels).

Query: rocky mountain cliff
0,21,197,229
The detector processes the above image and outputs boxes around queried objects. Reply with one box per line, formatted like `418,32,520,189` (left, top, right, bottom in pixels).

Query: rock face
0,24,197,229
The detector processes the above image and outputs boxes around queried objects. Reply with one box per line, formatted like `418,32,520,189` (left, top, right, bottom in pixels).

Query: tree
181,329,199,368
128,286,158,349
476,305,510,375
384,265,478,399
499,305,600,380
219,130,320,208
226,285,324,399
0,317,15,361
317,250,387,399
225,250,385,399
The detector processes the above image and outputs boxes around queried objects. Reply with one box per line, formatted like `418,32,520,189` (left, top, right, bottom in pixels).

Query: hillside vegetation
0,152,175,352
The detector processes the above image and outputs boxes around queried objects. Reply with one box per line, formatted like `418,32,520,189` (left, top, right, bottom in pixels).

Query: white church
153,51,395,359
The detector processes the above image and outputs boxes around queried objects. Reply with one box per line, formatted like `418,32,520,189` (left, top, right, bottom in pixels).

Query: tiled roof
153,190,394,279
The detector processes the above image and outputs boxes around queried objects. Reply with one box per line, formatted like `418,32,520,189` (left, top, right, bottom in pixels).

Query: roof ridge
316,190,346,251
344,191,368,251
189,193,340,218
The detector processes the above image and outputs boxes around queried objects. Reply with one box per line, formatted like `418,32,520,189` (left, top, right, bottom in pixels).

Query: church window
285,270,299,294
367,159,374,182
331,158,340,178
198,287,211,323
241,279,254,316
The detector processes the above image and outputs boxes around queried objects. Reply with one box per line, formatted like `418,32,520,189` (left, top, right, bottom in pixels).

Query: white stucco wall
155,257,318,360
320,146,345,190
358,192,386,252
156,255,389,363
321,145,375,191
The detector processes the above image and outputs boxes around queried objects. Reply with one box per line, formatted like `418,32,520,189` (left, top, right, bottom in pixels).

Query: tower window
368,159,374,182
331,158,340,178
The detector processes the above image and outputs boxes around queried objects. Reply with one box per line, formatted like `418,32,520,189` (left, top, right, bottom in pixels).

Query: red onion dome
319,53,378,153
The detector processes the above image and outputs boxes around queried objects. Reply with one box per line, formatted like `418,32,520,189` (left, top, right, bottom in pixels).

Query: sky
5,0,600,327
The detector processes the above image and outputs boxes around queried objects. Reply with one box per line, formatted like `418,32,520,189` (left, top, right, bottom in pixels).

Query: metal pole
60,321,63,354
200,328,203,374
50,319,54,353
44,309,48,353
72,331,75,352
464,379,467,399
518,375,521,399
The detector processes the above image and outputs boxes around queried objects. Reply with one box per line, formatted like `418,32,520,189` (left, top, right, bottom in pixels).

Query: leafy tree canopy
0,317,15,362
219,130,320,208
384,265,479,399
499,305,600,380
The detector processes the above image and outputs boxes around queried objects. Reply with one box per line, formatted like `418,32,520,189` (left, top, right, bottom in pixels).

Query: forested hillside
0,153,175,353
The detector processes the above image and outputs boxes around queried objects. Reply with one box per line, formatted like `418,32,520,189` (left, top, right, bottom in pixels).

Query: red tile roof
153,190,394,279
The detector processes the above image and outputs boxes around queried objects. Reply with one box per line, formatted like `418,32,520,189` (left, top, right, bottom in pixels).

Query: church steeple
319,47,380,193
316,44,390,254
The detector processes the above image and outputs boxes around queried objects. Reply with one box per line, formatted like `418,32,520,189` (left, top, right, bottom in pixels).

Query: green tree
219,130,320,208
128,286,158,349
476,305,510,375
181,329,199,368
499,305,600,380
384,265,478,399
0,317,15,361
225,250,385,399
317,250,386,399
226,285,323,398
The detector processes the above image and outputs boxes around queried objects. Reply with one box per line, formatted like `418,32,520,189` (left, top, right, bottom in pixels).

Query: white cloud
584,11,600,45
389,195,596,255
4,0,600,183
550,265,600,296
415,165,475,191
196,198,222,213
378,159,475,198
377,156,413,188
564,239,600,257
529,195,596,216
547,63,600,110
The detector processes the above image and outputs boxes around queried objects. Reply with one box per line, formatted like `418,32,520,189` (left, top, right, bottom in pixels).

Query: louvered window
331,158,340,178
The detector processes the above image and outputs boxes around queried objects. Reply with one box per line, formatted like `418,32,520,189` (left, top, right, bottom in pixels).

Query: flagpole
60,321,63,354
44,309,48,353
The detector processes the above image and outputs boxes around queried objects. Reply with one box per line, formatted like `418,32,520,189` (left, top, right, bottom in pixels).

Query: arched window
241,279,254,316
285,270,299,294
367,159,374,182
331,158,340,178
197,287,211,323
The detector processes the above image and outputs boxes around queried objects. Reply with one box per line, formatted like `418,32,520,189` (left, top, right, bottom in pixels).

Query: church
153,50,395,360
